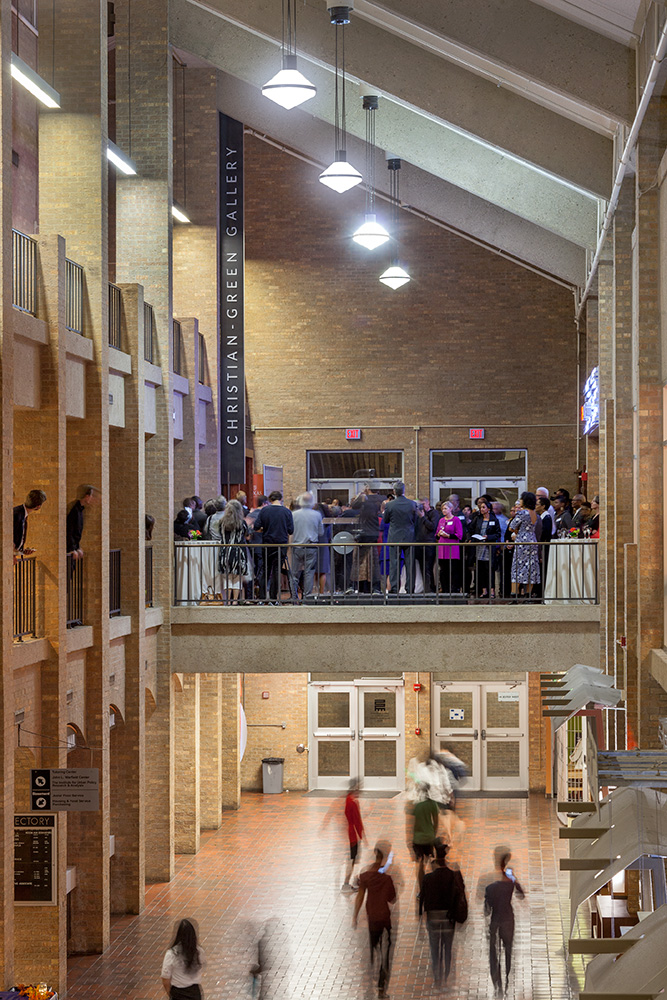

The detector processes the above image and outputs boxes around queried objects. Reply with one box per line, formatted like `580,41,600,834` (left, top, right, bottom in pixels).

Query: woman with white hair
217,499,249,603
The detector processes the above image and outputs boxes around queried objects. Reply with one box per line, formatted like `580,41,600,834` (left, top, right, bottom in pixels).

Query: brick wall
241,673,308,791
243,136,579,502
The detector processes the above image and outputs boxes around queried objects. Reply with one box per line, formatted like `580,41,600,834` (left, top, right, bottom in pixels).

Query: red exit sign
345,428,361,440
469,428,485,440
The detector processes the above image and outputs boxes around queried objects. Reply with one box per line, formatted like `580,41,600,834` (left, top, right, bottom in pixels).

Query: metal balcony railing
65,258,84,334
173,319,182,375
144,302,155,362
12,229,36,315
13,555,36,641
108,283,121,349
109,549,121,617
66,553,84,628
145,545,154,608
173,539,600,607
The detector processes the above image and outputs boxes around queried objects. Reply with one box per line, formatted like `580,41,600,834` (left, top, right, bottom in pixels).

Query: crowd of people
173,483,600,604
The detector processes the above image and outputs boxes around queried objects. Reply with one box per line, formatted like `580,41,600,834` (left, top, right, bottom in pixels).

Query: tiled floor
68,792,586,1000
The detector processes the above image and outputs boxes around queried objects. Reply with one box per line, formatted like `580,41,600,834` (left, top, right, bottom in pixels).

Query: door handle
473,729,479,740
481,729,486,740
351,730,356,740
358,731,363,741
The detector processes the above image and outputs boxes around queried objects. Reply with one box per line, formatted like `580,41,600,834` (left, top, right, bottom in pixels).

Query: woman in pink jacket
436,501,464,594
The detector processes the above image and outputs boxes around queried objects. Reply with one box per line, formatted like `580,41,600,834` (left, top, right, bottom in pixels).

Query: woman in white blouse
161,919,206,1000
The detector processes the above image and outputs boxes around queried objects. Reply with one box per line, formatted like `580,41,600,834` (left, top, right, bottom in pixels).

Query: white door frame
432,680,528,792
309,679,405,792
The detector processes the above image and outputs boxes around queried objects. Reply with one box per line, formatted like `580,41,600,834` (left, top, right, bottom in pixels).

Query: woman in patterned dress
218,499,249,603
509,492,540,599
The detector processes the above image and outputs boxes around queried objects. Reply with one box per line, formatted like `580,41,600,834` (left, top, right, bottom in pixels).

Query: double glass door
432,478,524,512
309,681,405,791
432,681,528,791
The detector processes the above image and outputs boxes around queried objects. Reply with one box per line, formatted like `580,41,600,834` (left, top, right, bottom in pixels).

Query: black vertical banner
219,114,245,485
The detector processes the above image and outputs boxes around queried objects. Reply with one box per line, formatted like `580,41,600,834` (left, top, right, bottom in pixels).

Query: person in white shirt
161,919,206,1000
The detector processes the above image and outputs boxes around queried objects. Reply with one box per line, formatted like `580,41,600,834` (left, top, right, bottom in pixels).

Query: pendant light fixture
319,5,362,194
262,0,317,110
379,156,410,288
352,95,390,250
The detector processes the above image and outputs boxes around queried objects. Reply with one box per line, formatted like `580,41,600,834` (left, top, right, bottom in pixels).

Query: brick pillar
173,67,220,498
199,673,223,829
174,674,200,853
173,317,199,504
13,236,68,992
109,284,146,914
38,0,111,953
597,258,614,686
634,98,667,745
0,0,15,982
221,674,241,810
114,0,175,882
404,672,431,769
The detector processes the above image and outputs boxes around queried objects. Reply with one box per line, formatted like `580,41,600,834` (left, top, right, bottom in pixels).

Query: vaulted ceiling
170,0,647,287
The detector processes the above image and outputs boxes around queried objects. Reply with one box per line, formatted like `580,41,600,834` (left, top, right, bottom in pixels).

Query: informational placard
497,691,520,702
219,113,245,484
582,366,599,436
14,814,56,905
449,708,464,721
31,768,99,811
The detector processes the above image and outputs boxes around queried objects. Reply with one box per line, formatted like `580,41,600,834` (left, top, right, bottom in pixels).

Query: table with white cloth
174,543,218,604
544,539,598,604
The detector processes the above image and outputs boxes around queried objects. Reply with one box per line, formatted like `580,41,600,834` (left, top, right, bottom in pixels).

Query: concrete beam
354,0,635,130
175,0,614,197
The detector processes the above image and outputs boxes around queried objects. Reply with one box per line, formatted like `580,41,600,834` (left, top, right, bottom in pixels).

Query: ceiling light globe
353,215,390,250
379,265,410,289
261,67,317,110
319,154,363,193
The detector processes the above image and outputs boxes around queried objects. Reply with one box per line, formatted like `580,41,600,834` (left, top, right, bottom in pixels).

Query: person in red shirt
342,781,366,891
353,841,397,998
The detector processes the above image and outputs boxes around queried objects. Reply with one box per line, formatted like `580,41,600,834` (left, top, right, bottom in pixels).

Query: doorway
430,449,527,511
432,681,528,792
308,680,405,791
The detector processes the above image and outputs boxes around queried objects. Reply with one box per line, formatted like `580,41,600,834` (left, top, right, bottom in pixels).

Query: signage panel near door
14,814,56,905
219,113,245,484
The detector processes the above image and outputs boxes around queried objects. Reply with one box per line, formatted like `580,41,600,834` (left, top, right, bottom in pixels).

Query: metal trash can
261,757,285,794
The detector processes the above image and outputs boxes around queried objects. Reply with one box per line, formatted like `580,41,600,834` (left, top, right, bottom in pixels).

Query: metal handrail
13,555,37,640
144,302,155,362
172,538,599,607
66,553,84,628
12,229,36,315
108,283,121,349
109,549,121,617
66,258,84,333
145,544,154,608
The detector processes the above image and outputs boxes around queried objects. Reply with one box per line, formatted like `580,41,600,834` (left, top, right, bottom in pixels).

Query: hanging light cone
379,264,411,289
319,150,363,193
262,55,316,109
353,213,390,250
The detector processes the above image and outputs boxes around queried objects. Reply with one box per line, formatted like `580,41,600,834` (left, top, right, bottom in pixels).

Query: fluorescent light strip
172,205,191,223
11,53,60,109
107,141,137,176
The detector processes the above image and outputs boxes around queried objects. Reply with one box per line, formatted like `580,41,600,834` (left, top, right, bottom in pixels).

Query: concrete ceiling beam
177,0,614,198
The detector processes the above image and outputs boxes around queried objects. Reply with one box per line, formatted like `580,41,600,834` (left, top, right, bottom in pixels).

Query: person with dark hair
552,494,573,535
255,491,294,602
14,488,47,557
174,509,192,539
420,841,468,987
353,840,397,999
509,492,540,599
190,496,207,531
483,850,525,997
469,497,501,599
341,781,366,891
145,514,156,541
536,495,553,588
161,917,205,999
383,481,417,595
590,495,600,534
247,494,269,599
66,485,99,559
218,499,249,603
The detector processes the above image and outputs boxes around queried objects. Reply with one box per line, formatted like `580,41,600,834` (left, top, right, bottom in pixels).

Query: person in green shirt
407,787,439,889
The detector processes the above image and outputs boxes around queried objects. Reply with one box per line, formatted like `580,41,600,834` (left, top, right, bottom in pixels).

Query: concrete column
0,0,15,983
12,236,68,992
114,0,175,882
221,674,241,809
173,317,198,504
174,673,200,854
109,284,146,914
173,68,220,498
597,258,614,684
38,0,111,954
199,673,223,829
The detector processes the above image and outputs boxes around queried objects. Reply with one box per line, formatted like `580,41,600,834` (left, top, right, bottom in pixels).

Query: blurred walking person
353,841,397,998
161,918,205,1000
482,849,525,997
342,781,366,891
407,787,439,888
420,842,468,987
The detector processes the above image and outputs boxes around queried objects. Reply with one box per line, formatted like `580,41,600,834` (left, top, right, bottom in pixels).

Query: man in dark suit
66,485,100,559
383,481,417,594
14,489,47,558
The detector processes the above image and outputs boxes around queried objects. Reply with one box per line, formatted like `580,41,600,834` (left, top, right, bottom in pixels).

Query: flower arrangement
187,529,202,540
568,526,580,538
14,985,56,999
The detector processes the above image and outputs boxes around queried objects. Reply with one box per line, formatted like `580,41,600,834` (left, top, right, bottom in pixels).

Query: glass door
432,683,481,792
358,686,404,791
432,480,476,510
309,685,356,790
309,681,405,791
479,480,522,510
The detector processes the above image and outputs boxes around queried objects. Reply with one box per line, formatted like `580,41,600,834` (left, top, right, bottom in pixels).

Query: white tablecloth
544,540,598,604
175,544,218,604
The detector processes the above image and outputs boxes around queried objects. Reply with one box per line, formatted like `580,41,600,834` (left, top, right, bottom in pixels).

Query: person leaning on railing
66,485,100,560
13,488,46,561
